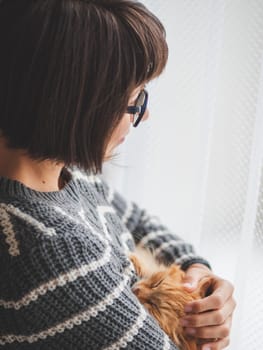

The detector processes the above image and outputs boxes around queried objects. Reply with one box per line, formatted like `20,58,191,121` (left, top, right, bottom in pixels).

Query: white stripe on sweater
54,205,116,245
72,170,101,184
0,207,20,256
122,202,134,226
175,253,196,265
0,265,133,346
120,231,134,254
97,205,116,241
140,213,162,226
106,185,115,204
138,230,178,248
105,305,172,350
154,240,191,257
105,304,147,350
54,206,109,244
121,231,133,242
0,203,56,237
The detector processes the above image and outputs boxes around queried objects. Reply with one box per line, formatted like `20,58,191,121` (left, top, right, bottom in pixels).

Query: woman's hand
180,264,236,350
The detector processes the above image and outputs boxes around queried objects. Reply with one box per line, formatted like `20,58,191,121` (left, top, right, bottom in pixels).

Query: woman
0,0,235,349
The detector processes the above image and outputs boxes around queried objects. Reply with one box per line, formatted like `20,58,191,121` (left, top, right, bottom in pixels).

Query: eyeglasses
126,89,148,127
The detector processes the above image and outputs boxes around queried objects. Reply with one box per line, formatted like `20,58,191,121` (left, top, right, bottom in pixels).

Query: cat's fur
129,248,211,350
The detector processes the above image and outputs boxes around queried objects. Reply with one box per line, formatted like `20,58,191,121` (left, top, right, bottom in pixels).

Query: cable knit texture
0,168,210,349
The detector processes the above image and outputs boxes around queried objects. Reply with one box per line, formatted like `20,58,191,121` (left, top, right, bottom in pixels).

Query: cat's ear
197,277,212,298
168,265,185,282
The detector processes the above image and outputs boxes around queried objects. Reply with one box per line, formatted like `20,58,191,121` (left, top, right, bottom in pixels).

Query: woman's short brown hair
0,0,168,172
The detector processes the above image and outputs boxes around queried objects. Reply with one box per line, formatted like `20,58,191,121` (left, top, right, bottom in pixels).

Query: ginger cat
129,248,211,350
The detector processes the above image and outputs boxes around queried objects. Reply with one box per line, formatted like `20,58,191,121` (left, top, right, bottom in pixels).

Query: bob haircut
0,0,168,173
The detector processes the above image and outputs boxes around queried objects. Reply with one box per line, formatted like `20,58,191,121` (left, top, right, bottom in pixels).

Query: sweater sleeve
99,177,211,271
0,224,179,350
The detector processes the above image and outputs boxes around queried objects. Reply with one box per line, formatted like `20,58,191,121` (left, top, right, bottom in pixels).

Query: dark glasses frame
126,89,148,127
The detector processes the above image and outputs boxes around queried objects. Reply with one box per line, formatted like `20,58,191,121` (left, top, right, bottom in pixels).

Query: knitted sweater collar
0,168,81,204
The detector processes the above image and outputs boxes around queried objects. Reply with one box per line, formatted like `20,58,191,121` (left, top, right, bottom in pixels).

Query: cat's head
132,265,190,318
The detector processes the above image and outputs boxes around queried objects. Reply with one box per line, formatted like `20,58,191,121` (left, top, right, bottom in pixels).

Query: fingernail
184,305,192,313
203,347,211,350
185,328,196,335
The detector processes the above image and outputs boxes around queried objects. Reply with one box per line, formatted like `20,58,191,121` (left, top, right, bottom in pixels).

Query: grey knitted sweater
0,168,210,350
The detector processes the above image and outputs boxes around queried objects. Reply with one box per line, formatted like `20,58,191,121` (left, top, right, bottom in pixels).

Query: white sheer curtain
103,1,263,348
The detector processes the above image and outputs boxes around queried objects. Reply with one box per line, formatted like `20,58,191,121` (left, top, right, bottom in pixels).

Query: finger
185,279,234,314
183,264,211,291
182,275,200,292
181,298,236,328
184,315,232,339
200,337,230,350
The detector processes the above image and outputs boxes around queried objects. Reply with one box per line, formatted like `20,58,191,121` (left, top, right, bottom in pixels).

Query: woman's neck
0,138,64,192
